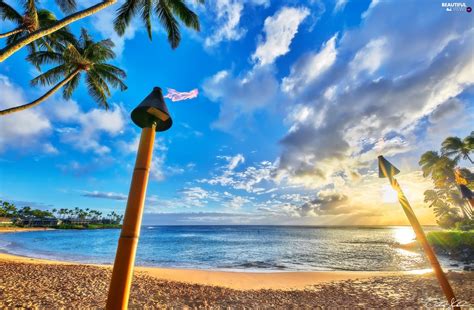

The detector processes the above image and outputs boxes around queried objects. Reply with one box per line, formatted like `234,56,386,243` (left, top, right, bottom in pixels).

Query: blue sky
0,0,473,225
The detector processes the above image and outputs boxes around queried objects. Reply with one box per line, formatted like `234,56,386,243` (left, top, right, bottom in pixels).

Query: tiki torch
106,87,172,310
378,156,459,309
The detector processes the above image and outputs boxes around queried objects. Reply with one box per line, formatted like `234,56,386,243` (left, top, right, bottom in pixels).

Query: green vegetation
427,230,474,262
0,200,123,229
427,230,474,249
419,132,474,230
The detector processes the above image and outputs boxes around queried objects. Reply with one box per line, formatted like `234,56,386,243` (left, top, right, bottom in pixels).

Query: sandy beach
0,252,473,309
0,227,54,233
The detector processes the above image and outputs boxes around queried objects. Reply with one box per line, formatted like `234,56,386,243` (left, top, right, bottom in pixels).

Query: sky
0,0,473,226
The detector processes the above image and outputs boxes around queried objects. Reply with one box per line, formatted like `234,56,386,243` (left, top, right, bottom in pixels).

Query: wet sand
0,253,473,308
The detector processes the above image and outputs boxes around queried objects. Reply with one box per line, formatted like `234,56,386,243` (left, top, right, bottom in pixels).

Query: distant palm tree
114,0,202,49
0,1,76,60
0,29,127,115
441,133,474,164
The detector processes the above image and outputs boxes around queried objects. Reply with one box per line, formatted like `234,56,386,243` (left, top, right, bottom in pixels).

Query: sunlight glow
394,227,416,245
381,185,398,203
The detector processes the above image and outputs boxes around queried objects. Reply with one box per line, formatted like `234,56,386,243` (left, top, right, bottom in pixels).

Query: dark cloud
299,192,349,216
280,7,474,182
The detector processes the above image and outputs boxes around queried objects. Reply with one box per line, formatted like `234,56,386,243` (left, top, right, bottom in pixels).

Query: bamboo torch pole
106,86,173,309
378,156,459,310
106,124,156,309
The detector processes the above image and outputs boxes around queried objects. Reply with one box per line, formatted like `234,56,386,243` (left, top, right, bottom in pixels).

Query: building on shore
17,217,60,227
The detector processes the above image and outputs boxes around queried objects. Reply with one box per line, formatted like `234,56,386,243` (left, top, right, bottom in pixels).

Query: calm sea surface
0,226,450,271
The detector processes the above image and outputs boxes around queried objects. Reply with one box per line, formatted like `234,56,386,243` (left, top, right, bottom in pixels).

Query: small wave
342,241,391,245
0,239,12,250
219,261,287,270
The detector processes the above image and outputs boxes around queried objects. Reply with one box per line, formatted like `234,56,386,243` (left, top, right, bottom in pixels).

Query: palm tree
432,201,459,219
0,2,76,59
0,0,118,62
0,29,127,115
424,189,443,208
419,151,441,178
441,134,474,164
114,0,202,49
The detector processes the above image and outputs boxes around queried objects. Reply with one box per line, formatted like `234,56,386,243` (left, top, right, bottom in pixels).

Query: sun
381,184,398,203
394,227,416,245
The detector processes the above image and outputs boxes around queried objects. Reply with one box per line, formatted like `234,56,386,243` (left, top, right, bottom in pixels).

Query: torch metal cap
378,155,400,179
131,87,173,131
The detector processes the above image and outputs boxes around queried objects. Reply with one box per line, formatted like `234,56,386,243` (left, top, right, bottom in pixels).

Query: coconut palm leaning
0,29,127,115
0,0,118,62
114,0,203,49
441,133,474,164
0,1,76,58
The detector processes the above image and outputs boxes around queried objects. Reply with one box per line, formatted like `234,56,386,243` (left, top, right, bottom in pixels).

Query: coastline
0,227,55,233
0,251,404,290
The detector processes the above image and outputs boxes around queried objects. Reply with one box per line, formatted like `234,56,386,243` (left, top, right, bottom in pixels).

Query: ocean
0,225,451,272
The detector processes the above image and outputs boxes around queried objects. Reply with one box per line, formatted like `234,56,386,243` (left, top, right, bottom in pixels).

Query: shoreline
0,227,55,233
0,251,412,290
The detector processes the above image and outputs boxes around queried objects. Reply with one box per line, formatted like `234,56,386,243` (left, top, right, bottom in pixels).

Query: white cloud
200,155,276,193
349,37,387,77
334,0,348,12
82,191,128,200
252,7,309,66
0,75,52,153
282,34,338,94
226,193,251,209
204,0,245,47
58,101,126,155
203,67,278,131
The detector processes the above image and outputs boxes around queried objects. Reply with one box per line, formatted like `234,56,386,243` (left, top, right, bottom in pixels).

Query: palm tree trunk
0,69,80,116
0,0,117,62
0,28,23,39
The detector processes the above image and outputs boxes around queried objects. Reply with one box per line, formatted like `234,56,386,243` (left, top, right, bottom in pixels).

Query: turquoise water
0,225,447,271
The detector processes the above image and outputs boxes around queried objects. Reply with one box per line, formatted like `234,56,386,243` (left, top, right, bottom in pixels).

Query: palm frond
92,64,128,91
31,64,67,86
84,39,116,63
0,1,22,23
6,29,26,46
155,0,180,49
85,72,109,108
64,43,86,64
62,72,81,99
55,0,76,13
27,50,64,67
142,0,153,39
166,0,200,31
114,0,141,36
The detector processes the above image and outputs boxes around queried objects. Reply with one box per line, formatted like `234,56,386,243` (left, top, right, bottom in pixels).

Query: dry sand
0,253,473,309
0,227,54,233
